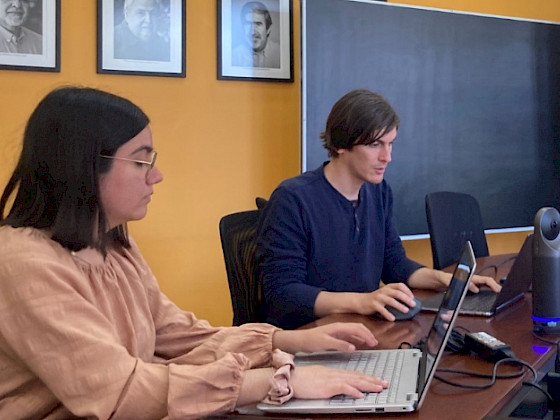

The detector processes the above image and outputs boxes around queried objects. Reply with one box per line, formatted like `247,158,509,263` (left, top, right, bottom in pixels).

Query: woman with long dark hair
0,86,387,419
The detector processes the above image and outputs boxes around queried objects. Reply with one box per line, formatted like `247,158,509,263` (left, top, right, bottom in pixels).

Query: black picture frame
97,0,186,77
0,0,60,72
218,0,293,82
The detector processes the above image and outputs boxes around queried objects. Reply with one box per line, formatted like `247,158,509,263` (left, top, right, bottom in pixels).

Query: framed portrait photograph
0,0,60,72
218,0,293,82
97,0,186,77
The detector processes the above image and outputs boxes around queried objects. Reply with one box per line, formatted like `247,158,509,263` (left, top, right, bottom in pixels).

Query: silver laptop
421,234,533,316
257,241,476,415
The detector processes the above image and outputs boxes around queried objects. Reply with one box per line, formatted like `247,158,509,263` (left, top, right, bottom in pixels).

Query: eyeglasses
99,151,157,179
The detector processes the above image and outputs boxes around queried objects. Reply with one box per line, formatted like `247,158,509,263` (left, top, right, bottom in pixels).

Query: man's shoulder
232,43,251,66
233,43,249,54
276,167,325,193
21,26,41,40
264,41,281,67
16,26,42,53
265,168,326,213
114,20,130,36
266,40,281,54
114,21,135,50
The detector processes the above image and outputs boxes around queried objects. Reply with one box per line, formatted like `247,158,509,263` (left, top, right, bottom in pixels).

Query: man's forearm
406,267,450,290
313,291,364,317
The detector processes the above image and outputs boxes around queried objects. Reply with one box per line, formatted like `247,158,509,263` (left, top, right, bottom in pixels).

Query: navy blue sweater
256,164,422,329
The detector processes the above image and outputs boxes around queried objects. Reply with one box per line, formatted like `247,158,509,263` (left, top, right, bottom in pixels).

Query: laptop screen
417,241,476,404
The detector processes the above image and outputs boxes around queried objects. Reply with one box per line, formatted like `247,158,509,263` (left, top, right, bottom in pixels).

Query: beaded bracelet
261,349,295,405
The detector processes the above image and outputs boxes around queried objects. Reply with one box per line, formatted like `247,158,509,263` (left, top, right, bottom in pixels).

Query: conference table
237,254,559,420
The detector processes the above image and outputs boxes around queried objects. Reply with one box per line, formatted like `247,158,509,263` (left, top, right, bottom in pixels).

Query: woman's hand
273,322,378,354
237,361,387,406
290,365,388,400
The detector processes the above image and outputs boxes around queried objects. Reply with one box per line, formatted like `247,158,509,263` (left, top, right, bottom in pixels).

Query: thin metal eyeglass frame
99,151,157,178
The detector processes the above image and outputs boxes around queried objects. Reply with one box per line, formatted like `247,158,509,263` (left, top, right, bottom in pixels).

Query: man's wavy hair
320,89,400,158
241,1,272,29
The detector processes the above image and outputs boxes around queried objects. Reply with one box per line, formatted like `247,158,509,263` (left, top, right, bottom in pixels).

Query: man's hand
408,267,502,294
359,283,418,321
468,273,502,293
314,283,417,321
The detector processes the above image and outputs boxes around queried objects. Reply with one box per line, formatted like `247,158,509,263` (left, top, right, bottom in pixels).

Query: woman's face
99,125,163,230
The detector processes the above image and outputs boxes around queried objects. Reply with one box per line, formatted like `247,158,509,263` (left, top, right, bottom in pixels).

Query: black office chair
255,196,268,210
425,191,489,269
219,209,264,326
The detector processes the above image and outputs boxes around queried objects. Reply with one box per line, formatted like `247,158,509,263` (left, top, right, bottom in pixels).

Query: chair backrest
219,210,263,326
255,196,268,210
425,191,489,269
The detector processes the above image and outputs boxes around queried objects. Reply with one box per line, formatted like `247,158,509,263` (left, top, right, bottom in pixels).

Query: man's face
125,0,158,41
0,0,30,32
336,127,397,185
242,11,270,53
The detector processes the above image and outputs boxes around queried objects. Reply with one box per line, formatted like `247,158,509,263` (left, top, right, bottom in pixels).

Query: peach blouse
0,226,279,419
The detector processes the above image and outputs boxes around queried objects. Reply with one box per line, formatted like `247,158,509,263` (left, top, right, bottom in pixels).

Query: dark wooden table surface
240,254,558,419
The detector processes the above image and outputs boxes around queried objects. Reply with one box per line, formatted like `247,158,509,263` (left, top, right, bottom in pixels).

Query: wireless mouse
385,297,423,321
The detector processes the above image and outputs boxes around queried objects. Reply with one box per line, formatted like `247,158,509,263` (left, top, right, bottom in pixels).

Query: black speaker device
532,207,560,334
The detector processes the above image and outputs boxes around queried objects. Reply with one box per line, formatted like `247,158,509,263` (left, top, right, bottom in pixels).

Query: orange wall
0,0,557,326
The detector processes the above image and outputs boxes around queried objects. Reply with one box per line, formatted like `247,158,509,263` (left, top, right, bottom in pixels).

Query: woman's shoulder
0,225,67,259
0,226,80,296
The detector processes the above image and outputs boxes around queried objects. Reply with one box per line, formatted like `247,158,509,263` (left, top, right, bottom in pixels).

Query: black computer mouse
385,297,423,321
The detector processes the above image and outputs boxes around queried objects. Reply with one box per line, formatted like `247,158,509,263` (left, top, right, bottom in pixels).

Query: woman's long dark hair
0,86,150,253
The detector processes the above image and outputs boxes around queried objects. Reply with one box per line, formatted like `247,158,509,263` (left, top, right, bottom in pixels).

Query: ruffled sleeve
0,227,280,420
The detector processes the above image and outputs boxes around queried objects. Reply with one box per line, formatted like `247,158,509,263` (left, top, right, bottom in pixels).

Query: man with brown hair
256,89,500,329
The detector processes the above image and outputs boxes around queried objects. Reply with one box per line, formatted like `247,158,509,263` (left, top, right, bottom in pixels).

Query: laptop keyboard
329,351,404,405
461,289,497,311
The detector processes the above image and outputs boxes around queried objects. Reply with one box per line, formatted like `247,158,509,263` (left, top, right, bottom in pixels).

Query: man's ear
333,148,344,158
